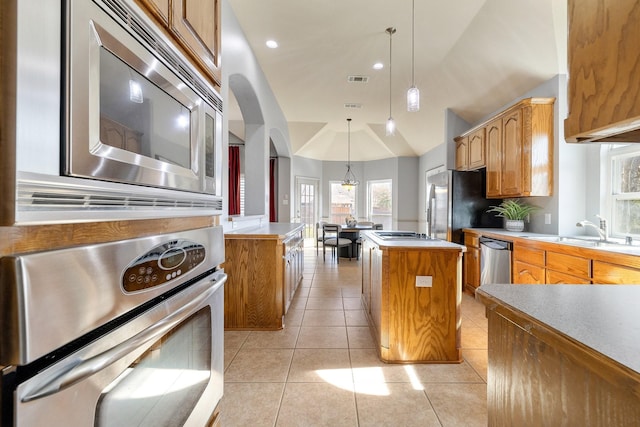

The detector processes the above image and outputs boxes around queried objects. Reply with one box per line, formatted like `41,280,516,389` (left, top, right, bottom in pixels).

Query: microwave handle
21,274,227,402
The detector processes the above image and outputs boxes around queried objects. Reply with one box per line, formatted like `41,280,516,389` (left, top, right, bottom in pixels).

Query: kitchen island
360,231,466,363
223,223,304,330
477,284,640,425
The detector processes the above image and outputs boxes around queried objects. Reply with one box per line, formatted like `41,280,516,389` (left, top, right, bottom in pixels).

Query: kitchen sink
525,235,640,253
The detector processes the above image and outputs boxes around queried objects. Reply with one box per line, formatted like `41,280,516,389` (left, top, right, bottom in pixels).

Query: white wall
220,0,293,231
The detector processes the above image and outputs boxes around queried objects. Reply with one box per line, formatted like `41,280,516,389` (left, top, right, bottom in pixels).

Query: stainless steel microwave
12,0,223,224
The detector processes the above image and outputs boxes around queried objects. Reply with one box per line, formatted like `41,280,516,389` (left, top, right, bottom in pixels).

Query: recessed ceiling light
266,40,278,49
373,62,384,70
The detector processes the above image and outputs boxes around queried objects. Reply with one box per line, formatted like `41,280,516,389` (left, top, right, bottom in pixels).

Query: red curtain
269,158,277,222
228,146,240,215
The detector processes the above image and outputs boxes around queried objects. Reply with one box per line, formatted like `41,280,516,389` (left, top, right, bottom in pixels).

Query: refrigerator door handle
427,183,435,237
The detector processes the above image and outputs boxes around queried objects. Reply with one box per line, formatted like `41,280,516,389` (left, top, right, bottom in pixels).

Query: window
330,182,356,224
367,180,392,230
605,144,640,237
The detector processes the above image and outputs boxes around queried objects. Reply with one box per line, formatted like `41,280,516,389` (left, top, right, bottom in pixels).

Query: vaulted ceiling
227,0,567,161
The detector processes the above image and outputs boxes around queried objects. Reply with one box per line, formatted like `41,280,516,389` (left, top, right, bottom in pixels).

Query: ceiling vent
347,75,369,83
344,103,362,109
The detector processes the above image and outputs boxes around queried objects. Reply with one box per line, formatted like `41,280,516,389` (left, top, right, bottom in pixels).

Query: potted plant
487,199,539,232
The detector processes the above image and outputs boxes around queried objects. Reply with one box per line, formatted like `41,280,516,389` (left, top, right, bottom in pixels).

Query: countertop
477,283,640,375
361,230,466,251
224,223,304,239
464,227,640,261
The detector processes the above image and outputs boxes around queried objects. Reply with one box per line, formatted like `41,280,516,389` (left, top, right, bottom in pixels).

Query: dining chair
316,221,327,255
322,224,352,263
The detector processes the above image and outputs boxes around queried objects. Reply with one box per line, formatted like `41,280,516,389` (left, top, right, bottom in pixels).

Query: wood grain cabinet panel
546,269,590,285
546,251,590,280
485,118,502,198
135,0,221,87
513,260,545,284
361,236,463,363
454,136,468,170
468,129,486,170
592,260,640,285
565,0,640,143
463,231,481,294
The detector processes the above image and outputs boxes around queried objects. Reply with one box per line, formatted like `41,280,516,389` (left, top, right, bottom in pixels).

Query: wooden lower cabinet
512,243,545,284
592,260,640,284
481,294,640,425
223,227,304,330
513,260,545,284
361,236,463,363
463,232,481,293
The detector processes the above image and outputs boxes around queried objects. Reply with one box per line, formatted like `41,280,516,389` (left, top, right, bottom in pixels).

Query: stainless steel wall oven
0,226,226,426
12,0,223,224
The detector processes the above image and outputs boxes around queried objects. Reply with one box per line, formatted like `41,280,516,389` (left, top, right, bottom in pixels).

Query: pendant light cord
386,27,395,118
411,0,415,86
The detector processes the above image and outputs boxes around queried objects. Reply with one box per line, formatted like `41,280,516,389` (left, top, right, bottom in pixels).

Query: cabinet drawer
546,251,590,279
592,261,640,284
513,245,545,267
513,260,545,284
546,269,591,285
464,233,480,248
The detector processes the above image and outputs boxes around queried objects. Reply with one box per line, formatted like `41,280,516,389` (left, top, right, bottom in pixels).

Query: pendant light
385,27,396,136
407,0,419,112
341,118,359,189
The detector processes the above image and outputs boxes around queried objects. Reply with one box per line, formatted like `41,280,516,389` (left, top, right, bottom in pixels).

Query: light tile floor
221,240,488,426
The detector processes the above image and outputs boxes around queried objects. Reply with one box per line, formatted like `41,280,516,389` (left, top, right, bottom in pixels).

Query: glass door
295,177,319,238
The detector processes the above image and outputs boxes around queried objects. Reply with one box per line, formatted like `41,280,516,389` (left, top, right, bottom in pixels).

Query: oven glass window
95,308,211,427
99,48,191,169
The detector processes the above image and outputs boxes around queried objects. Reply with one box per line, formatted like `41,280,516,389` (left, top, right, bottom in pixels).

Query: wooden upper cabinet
455,136,468,170
468,128,486,169
565,0,640,143
171,0,221,84
455,128,485,171
485,98,554,198
135,0,221,88
500,109,523,196
485,118,502,198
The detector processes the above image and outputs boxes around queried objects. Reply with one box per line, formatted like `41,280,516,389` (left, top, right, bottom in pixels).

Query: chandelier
341,118,359,189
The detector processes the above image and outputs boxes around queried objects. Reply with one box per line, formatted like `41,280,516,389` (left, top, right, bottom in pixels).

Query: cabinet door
546,269,590,285
485,118,502,198
464,246,481,292
513,260,545,284
455,137,468,171
501,109,523,196
565,0,640,143
171,0,221,83
135,0,169,26
468,129,486,169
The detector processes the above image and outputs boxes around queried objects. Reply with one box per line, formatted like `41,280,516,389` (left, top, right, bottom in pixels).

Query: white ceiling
227,0,567,161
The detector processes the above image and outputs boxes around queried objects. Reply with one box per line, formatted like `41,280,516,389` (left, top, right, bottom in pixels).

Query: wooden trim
0,216,215,257
0,0,17,225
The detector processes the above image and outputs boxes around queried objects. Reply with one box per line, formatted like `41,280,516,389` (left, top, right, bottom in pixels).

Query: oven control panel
122,239,206,292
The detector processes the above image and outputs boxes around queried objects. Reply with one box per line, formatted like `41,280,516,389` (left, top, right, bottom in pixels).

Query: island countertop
477,283,640,375
361,230,466,251
224,223,304,240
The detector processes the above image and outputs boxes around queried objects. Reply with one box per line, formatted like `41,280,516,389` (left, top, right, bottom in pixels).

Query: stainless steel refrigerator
426,169,502,244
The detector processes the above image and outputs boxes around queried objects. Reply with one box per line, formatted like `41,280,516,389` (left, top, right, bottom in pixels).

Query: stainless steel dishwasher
480,236,513,284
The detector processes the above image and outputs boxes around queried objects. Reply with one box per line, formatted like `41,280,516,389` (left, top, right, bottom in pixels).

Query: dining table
339,224,374,259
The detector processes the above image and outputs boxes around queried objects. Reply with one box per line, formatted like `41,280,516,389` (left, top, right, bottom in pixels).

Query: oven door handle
21,274,227,402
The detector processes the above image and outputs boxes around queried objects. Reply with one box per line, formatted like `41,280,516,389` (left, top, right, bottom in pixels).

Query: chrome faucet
576,215,607,241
